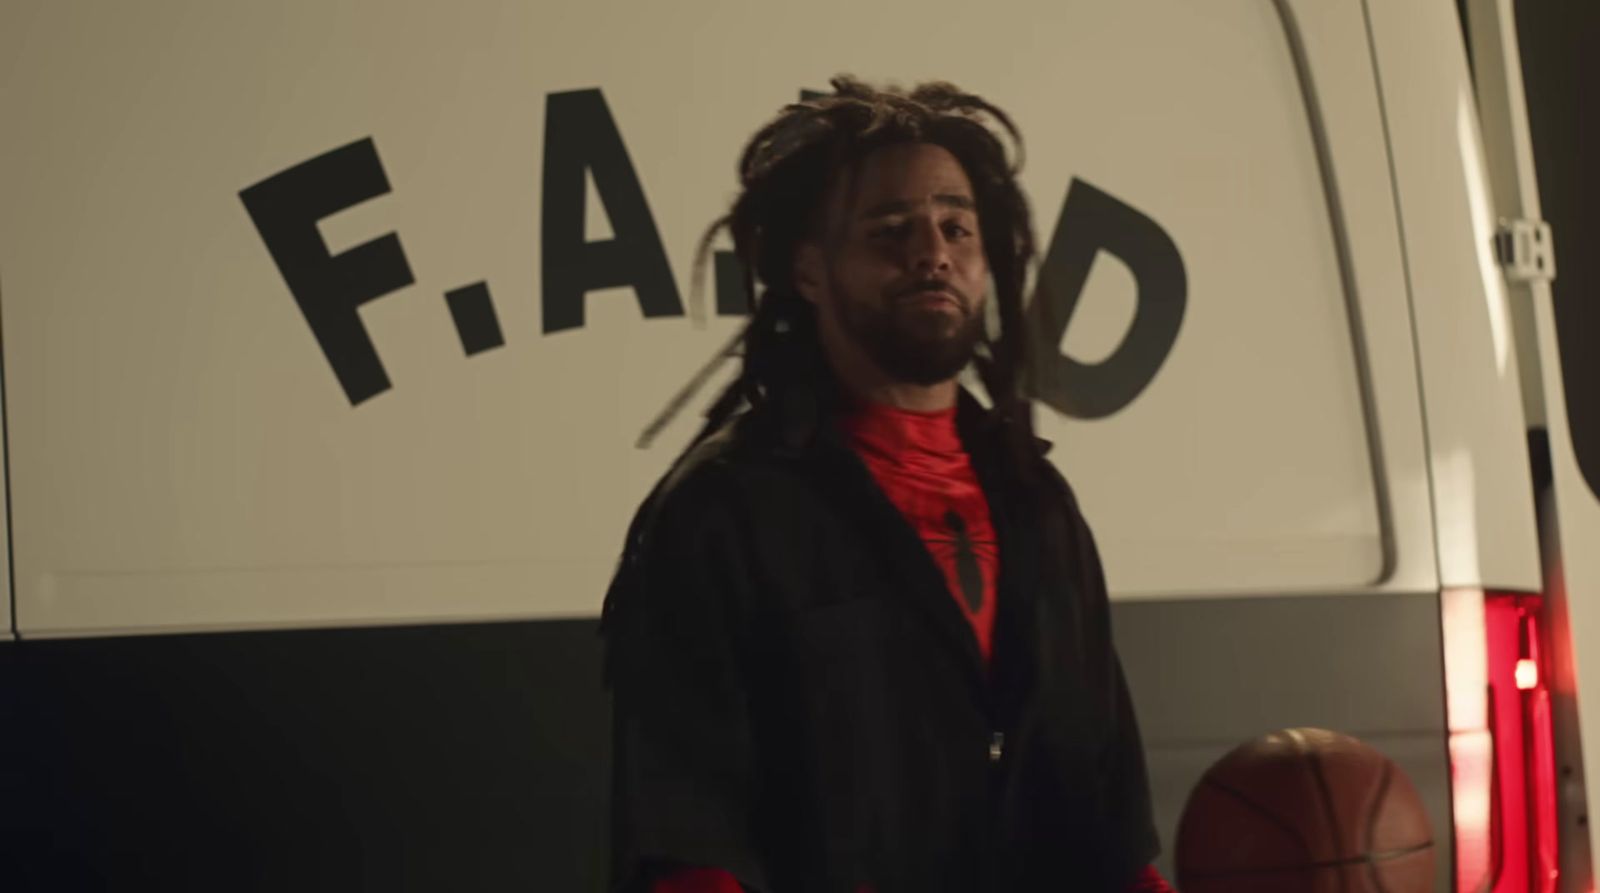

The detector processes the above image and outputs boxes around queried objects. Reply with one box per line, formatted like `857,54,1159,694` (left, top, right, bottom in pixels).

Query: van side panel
1364,0,1543,592
0,597,1453,891
0,0,1437,635
0,620,613,890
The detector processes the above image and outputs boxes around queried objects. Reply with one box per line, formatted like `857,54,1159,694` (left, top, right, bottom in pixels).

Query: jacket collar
750,372,1053,709
756,377,1054,492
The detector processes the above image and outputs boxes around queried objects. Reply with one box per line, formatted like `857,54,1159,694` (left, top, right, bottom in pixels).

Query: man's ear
792,241,826,306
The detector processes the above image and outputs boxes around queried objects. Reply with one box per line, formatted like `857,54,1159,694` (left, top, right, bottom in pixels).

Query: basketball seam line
1298,729,1349,893
1201,777,1314,860
1367,761,1396,893
1178,841,1436,879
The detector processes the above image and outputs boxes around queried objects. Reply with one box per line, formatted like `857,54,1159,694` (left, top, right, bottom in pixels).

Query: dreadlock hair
640,75,1042,474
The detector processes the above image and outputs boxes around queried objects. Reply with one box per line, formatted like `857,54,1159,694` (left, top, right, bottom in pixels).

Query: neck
847,378,959,412
820,338,961,412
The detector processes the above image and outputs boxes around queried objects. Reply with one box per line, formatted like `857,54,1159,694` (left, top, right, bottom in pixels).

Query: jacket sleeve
1101,651,1163,878
649,866,749,893
601,465,772,893
1126,864,1177,892
649,867,878,893
1050,465,1164,884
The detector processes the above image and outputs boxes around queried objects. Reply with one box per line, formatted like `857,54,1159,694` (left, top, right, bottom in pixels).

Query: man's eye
868,220,972,240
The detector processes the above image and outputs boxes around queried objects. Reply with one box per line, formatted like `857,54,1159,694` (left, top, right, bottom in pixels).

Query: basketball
1175,727,1436,893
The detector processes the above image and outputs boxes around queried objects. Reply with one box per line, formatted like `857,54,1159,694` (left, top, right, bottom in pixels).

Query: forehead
830,142,977,219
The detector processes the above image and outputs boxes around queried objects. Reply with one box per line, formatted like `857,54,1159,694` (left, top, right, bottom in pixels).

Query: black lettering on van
541,88,683,333
240,137,414,406
1027,179,1186,419
714,251,751,316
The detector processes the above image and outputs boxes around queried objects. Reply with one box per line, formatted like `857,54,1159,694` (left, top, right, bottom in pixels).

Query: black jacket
600,381,1159,893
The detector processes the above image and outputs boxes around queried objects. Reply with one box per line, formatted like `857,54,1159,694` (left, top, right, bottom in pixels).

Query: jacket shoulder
626,412,784,558
599,422,757,675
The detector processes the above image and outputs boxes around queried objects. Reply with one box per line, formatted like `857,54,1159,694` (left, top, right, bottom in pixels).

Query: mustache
890,280,969,306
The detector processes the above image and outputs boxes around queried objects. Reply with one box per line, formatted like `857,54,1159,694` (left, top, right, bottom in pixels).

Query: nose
907,218,953,275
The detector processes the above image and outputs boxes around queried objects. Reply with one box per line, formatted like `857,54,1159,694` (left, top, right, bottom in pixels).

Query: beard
837,289,986,386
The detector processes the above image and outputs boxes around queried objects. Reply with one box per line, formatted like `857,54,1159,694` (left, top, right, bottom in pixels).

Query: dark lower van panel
1111,592,1454,892
1,593,1452,891
0,619,614,892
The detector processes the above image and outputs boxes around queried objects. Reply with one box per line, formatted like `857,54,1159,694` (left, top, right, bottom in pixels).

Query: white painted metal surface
1364,0,1544,594
0,0,1444,636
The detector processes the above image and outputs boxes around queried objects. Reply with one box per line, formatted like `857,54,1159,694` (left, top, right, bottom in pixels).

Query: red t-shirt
838,400,999,661
647,400,1173,893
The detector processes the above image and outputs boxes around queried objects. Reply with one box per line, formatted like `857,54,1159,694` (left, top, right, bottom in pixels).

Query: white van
0,1,1592,890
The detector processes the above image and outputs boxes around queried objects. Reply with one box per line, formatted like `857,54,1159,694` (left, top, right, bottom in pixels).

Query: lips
902,289,961,310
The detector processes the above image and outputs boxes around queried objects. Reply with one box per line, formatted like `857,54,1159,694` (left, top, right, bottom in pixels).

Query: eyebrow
857,194,976,220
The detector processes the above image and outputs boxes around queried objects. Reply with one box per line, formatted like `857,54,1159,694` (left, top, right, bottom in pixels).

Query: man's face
794,142,990,387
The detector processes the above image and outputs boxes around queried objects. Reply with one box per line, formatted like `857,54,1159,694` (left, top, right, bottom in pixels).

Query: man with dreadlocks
600,77,1174,893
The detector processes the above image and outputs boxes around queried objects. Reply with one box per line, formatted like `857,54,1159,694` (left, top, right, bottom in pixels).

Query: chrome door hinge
1495,218,1556,284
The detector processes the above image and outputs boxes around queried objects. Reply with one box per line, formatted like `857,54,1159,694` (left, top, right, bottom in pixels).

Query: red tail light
1444,589,1560,893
